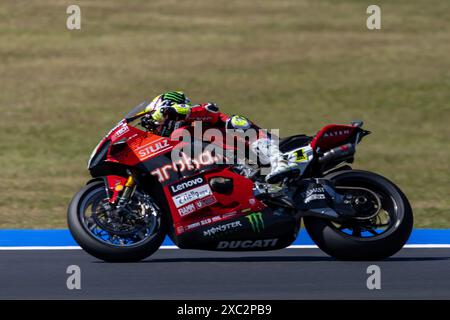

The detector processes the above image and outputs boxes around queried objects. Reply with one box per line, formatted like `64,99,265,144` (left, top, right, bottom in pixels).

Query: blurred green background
0,0,448,228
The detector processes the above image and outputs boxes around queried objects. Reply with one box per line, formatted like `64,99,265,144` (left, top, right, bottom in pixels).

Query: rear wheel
67,181,166,262
304,170,413,260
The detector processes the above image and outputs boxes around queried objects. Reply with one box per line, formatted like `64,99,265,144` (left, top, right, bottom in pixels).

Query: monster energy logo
246,212,264,233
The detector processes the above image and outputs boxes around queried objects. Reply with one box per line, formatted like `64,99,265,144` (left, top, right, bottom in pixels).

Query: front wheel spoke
83,195,160,247
92,226,104,236
86,218,96,230
110,235,119,244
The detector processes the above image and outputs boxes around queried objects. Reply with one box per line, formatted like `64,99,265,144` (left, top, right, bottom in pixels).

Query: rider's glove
161,106,179,120
141,114,156,130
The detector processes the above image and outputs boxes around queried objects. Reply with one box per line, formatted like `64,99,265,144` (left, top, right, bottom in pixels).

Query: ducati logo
216,239,278,249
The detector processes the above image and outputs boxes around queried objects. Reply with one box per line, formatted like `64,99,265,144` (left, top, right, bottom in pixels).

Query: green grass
0,0,449,228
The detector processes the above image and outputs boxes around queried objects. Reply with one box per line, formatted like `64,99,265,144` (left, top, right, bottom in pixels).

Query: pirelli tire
304,170,413,261
67,181,167,262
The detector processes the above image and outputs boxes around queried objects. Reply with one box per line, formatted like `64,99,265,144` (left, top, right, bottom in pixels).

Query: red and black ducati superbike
68,103,413,262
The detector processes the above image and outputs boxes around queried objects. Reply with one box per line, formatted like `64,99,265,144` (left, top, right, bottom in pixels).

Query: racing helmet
145,91,192,122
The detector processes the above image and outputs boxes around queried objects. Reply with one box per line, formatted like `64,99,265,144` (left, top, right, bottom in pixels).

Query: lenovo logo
171,177,205,194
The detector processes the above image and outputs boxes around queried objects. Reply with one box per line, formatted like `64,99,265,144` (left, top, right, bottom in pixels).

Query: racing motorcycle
67,103,413,262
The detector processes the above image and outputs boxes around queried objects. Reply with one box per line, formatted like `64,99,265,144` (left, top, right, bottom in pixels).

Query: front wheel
304,170,413,260
67,181,167,262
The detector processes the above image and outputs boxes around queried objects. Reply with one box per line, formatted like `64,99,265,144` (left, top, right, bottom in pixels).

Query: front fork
105,175,136,207
116,176,136,208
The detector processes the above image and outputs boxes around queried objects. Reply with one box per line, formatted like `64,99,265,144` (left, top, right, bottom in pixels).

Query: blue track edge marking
0,229,449,247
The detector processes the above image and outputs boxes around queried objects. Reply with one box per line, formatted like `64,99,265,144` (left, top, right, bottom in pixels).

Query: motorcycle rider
143,91,299,184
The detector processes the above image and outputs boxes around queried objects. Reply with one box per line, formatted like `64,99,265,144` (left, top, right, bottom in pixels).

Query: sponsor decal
303,187,326,203
201,218,212,225
173,185,214,208
113,123,129,139
211,215,222,222
195,195,216,209
175,211,239,235
178,203,196,216
222,211,238,219
323,129,351,138
304,194,325,203
136,138,172,161
177,194,217,217
186,222,201,230
246,212,265,233
203,221,243,237
216,239,278,249
151,150,222,182
170,176,217,217
170,176,205,195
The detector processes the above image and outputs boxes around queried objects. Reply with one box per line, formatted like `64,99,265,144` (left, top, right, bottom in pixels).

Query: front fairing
87,138,110,170
87,102,153,170
88,121,146,170
87,120,128,169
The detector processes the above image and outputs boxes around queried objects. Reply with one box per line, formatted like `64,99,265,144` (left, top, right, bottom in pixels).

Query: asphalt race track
0,248,449,299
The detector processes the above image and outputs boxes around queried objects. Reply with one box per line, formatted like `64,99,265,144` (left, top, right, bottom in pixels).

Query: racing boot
251,138,300,184
266,153,299,184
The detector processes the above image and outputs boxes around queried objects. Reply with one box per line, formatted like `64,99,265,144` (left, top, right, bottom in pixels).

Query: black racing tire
304,170,413,261
67,181,166,262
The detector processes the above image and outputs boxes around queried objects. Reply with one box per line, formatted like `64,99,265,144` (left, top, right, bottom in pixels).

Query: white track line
0,244,450,250
288,244,450,249
403,244,450,248
0,246,82,250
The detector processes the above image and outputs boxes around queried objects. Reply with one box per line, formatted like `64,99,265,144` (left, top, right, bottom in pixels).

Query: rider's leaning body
142,91,298,183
